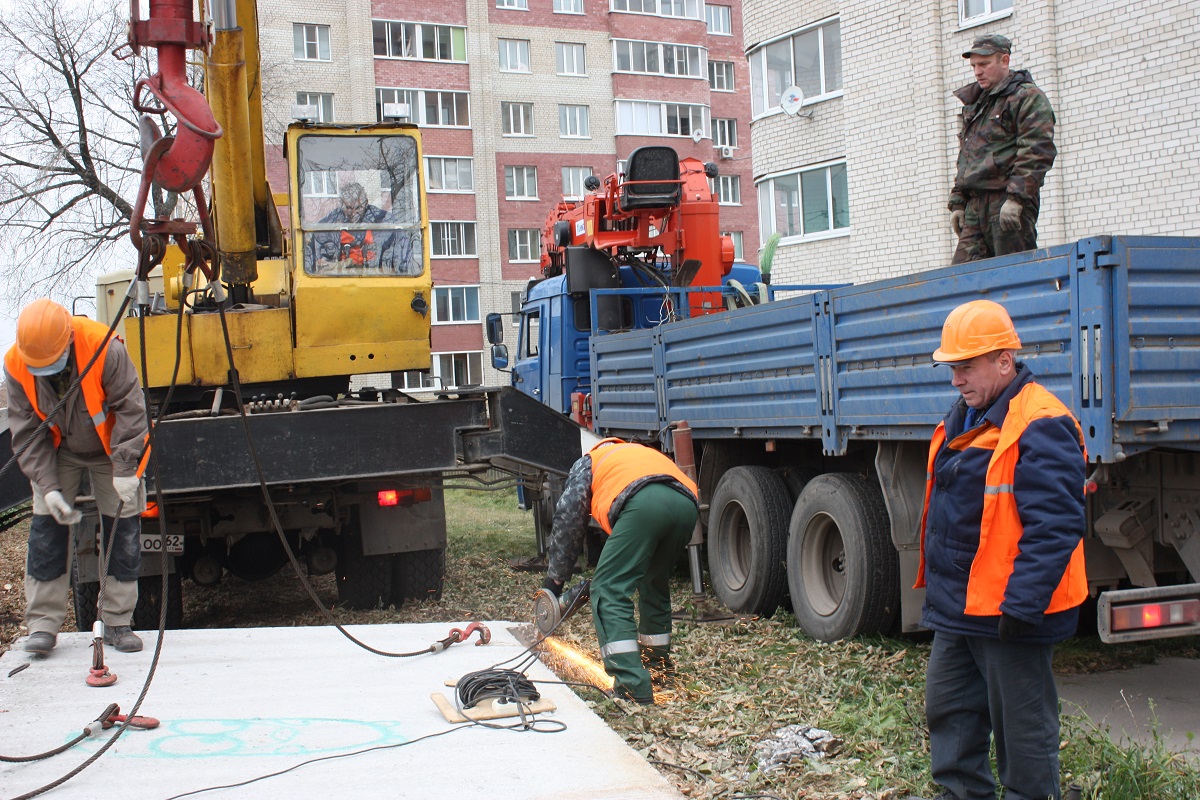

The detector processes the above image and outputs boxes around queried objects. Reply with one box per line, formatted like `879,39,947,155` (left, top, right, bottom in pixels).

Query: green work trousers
591,482,697,702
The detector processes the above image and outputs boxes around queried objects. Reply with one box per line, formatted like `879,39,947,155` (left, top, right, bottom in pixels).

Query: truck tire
336,525,393,610
787,473,899,642
392,547,446,604
72,565,183,631
706,466,791,617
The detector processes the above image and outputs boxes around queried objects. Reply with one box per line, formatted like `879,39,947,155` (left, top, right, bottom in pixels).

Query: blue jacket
920,364,1086,643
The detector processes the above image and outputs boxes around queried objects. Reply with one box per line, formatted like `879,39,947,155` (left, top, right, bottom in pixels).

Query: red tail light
377,489,399,507
1110,599,1200,632
377,488,433,507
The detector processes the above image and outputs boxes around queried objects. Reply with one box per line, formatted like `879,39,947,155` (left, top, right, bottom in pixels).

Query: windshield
297,134,424,277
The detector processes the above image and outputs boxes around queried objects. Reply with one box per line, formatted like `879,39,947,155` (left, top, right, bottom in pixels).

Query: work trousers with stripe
591,482,696,701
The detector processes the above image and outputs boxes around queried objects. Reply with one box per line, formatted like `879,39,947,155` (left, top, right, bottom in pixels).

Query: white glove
950,208,965,237
44,490,82,526
999,197,1023,231
113,475,141,508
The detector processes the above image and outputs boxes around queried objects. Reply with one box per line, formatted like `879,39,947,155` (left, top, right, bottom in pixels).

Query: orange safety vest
340,229,374,265
915,383,1088,616
4,317,117,455
589,438,698,535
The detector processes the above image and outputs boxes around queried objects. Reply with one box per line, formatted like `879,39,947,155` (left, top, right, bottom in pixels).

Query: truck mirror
491,343,510,370
485,312,504,345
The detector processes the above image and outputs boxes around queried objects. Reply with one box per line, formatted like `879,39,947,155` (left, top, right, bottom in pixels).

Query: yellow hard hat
932,299,1021,363
16,299,73,371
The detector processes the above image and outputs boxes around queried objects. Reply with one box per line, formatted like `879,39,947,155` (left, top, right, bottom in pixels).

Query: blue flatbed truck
497,235,1200,643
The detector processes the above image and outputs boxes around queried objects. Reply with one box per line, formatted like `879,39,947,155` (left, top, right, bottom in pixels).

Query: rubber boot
605,649,654,704
641,645,676,684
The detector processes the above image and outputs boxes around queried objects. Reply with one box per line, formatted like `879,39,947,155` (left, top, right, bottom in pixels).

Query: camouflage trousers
952,190,1039,265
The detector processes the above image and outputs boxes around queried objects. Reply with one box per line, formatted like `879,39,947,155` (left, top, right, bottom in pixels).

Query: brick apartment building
742,0,1199,286
256,0,757,390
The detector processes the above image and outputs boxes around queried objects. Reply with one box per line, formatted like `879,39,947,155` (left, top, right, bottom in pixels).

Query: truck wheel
787,473,899,642
706,466,791,617
71,562,99,631
133,572,184,630
392,547,446,604
336,526,393,610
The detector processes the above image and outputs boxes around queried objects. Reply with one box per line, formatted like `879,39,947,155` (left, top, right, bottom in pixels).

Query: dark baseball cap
962,34,1012,58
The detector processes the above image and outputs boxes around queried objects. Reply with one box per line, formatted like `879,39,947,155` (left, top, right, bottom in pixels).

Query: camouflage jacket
949,69,1056,210
546,453,697,583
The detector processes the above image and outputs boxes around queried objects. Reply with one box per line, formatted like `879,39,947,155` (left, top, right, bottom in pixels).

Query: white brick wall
745,0,1200,286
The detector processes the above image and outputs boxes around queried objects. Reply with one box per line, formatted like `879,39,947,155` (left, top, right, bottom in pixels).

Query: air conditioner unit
719,146,734,159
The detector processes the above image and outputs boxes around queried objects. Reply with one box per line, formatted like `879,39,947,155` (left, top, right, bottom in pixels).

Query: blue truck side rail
591,236,1200,463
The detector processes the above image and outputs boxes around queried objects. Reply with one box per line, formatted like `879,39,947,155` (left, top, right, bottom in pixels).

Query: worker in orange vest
908,300,1086,800
542,438,699,704
5,299,149,656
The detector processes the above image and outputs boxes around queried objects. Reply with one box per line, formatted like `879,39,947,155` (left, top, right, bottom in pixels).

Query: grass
3,488,1199,799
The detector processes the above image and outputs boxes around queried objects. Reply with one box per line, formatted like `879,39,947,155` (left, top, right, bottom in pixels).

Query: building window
613,40,704,78
611,0,702,20
433,286,480,324
502,102,535,136
705,5,731,35
722,231,744,260
293,24,330,61
431,222,478,257
302,170,339,198
508,229,540,262
715,175,740,205
505,166,539,199
615,100,709,138
562,166,594,200
961,0,1013,26
377,88,470,127
556,42,587,75
399,370,437,390
749,19,842,117
499,39,531,72
559,105,590,138
434,352,483,389
371,21,466,61
295,92,334,122
757,162,850,241
510,291,523,325
554,0,584,12
713,118,737,148
708,61,734,92
425,157,474,192
497,0,528,9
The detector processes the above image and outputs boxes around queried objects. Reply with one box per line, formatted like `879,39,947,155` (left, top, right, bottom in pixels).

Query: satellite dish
780,86,807,116
691,128,704,143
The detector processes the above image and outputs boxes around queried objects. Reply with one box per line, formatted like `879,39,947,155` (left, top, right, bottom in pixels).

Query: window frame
430,221,479,258
748,17,843,118
958,0,1013,28
376,88,471,127
708,60,735,92
610,0,702,21
432,351,483,390
499,38,532,73
612,39,706,79
508,228,541,263
295,91,334,122
713,117,737,148
715,174,741,205
561,166,594,200
501,101,535,137
756,160,851,244
504,165,539,200
704,5,732,35
425,156,474,193
496,0,529,9
554,0,584,13
432,285,481,325
293,23,331,61
371,20,467,62
558,104,591,138
555,42,587,76
615,99,710,139
722,230,744,260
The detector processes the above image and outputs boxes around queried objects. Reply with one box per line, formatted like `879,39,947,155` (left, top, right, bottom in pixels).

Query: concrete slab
1,624,686,800
1057,657,1200,758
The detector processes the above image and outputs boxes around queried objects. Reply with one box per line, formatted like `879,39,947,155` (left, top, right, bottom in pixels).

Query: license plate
141,533,184,555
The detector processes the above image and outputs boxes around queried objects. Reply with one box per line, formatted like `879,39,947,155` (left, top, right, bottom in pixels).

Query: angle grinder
533,578,591,636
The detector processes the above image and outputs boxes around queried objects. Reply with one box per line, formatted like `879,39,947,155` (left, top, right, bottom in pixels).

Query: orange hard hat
16,299,73,369
932,299,1021,363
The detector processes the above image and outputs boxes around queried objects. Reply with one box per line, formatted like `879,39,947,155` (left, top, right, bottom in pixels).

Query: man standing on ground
542,438,698,704
910,300,1087,800
949,35,1056,264
5,299,149,655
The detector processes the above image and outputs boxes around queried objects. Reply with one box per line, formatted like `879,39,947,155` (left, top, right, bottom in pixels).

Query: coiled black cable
455,668,540,710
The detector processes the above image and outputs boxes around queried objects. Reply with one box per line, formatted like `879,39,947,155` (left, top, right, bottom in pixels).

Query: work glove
999,197,1023,231
113,475,141,507
997,612,1037,643
950,208,965,237
43,490,82,526
541,576,564,597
